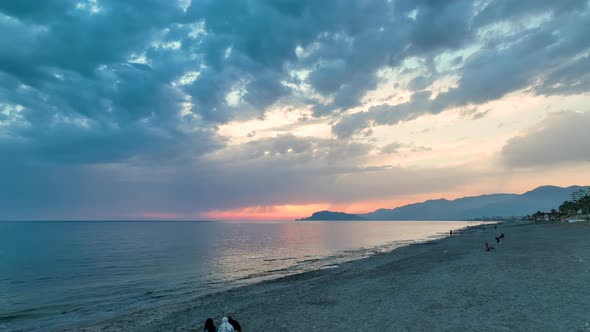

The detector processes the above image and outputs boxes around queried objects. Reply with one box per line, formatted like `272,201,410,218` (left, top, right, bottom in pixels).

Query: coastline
68,221,590,331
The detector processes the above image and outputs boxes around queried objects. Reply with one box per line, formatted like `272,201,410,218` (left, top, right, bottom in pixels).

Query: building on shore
532,211,560,222
571,188,589,202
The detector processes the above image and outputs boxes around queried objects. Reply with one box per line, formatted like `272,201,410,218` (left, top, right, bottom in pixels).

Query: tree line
526,194,590,221
558,194,590,215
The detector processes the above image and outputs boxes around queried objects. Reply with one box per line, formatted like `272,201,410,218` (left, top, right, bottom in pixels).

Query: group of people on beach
204,316,242,332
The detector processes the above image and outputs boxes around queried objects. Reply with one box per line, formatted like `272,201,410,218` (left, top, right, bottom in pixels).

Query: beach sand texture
69,221,590,331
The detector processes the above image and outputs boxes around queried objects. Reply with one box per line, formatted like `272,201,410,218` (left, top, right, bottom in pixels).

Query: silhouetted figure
218,317,235,332
485,242,495,251
450,230,453,236
203,318,216,332
495,232,505,243
227,317,242,332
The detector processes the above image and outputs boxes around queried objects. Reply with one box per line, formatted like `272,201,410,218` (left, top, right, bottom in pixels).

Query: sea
0,220,467,331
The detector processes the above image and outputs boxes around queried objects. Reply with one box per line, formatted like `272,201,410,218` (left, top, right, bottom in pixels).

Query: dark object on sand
485,242,495,251
450,230,453,236
228,317,242,332
203,318,216,332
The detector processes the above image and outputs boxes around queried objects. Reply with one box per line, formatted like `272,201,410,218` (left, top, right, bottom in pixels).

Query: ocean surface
0,220,466,331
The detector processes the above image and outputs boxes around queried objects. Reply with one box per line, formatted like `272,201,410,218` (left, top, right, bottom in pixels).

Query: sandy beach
69,221,590,331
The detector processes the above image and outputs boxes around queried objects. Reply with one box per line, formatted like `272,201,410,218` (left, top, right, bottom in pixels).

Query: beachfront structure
571,188,589,202
532,211,559,222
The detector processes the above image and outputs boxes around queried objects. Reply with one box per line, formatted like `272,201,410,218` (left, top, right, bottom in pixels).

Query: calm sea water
0,220,466,331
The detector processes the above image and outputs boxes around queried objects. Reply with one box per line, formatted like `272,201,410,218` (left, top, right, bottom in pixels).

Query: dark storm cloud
331,1,590,138
303,0,476,114
0,1,214,164
332,90,433,138
500,111,590,168
408,76,432,91
472,0,587,27
0,0,478,165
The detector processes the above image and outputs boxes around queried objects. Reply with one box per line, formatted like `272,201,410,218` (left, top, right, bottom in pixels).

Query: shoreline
69,221,590,331
2,220,465,332
61,224,466,331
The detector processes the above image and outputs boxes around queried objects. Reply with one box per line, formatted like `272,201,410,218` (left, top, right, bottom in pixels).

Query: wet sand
69,221,590,331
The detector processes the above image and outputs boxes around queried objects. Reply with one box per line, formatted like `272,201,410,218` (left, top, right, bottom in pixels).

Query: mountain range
298,185,587,221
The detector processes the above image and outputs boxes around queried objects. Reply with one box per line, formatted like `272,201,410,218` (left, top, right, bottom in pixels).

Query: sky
1,0,590,221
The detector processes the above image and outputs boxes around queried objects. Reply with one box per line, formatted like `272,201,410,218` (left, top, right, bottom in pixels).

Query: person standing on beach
450,230,453,236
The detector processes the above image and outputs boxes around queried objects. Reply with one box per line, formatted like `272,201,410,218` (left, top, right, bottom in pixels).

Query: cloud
0,0,479,164
331,1,590,137
409,145,433,153
459,108,491,120
380,142,403,154
4,0,590,156
332,90,433,138
473,0,587,28
501,111,590,167
211,133,375,164
408,75,432,91
0,1,218,165
379,142,432,154
1,1,590,219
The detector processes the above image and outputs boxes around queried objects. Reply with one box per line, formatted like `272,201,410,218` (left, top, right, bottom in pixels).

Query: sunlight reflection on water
0,220,466,331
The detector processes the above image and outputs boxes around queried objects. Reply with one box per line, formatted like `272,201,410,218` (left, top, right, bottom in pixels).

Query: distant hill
297,210,366,221
298,185,587,221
